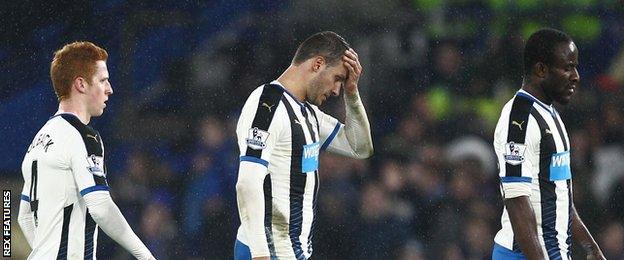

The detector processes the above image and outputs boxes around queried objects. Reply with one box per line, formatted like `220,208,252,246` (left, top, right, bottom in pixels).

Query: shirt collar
49,110,86,124
516,89,556,116
271,80,305,107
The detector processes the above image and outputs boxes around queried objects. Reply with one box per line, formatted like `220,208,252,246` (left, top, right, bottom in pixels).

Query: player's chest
276,113,321,173
536,115,571,182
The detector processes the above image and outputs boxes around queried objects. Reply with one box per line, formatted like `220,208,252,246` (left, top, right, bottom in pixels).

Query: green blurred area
563,14,601,42
413,0,610,42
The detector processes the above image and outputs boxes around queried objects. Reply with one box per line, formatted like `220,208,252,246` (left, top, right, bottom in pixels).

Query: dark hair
523,28,572,75
292,31,350,66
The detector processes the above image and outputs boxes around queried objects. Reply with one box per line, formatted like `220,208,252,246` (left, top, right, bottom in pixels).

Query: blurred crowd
5,1,624,259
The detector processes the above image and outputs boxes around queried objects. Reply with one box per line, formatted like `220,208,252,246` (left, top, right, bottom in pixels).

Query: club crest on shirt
503,142,526,165
86,154,105,177
246,127,270,150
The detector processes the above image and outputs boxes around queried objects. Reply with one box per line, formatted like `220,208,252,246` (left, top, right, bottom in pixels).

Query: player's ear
312,56,325,72
535,62,548,79
74,77,88,94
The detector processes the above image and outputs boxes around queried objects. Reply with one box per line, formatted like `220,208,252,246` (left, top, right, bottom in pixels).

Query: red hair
50,41,108,101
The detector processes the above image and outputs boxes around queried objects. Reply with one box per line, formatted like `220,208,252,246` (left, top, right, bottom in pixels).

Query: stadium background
2,0,624,259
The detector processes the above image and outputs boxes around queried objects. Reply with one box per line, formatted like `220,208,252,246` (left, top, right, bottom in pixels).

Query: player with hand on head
492,28,605,260
234,31,373,260
17,41,155,260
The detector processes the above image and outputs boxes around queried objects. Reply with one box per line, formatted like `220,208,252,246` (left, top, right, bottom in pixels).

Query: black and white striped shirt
21,113,109,259
236,81,343,259
493,89,573,259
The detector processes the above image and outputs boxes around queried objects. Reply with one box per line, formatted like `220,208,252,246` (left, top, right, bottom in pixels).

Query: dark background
2,0,623,259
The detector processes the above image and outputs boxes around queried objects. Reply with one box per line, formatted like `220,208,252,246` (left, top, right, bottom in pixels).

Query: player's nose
106,84,113,95
571,68,580,83
331,85,340,96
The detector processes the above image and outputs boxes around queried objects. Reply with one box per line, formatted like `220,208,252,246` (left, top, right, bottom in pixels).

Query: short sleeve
237,85,285,168
494,98,540,199
68,131,109,196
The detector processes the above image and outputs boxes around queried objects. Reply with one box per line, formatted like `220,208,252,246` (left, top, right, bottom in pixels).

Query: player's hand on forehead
342,48,362,95
343,48,360,70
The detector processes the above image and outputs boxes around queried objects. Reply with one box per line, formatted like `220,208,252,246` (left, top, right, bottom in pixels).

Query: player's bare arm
504,196,545,260
571,204,605,260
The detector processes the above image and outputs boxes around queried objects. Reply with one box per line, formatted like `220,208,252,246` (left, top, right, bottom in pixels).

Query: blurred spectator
382,116,426,160
397,239,426,260
140,200,178,259
182,116,237,255
197,196,236,259
355,182,410,259
599,221,624,260
608,176,624,221
445,136,497,175
113,150,153,221
430,41,464,93
462,218,493,260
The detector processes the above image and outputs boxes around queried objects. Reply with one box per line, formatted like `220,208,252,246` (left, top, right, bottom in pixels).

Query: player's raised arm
321,48,373,159
234,31,369,260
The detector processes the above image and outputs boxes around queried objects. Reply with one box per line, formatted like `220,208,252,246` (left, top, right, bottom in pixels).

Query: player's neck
522,80,552,105
277,65,307,102
58,100,91,125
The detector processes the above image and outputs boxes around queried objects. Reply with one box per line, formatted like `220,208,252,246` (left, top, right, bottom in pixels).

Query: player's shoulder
500,96,516,113
257,83,286,100
245,84,267,100
241,83,287,113
238,83,288,129
499,94,537,119
495,95,533,136
34,114,81,142
52,114,97,134
50,114,101,149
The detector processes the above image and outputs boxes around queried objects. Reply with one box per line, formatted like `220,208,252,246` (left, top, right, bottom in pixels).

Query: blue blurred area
132,26,192,91
1,0,266,171
1,81,57,170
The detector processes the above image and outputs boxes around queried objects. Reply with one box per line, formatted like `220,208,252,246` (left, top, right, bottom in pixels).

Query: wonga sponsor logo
551,152,570,167
550,151,571,181
301,142,320,173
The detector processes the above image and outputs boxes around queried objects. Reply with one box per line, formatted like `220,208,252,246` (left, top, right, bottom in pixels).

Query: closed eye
337,74,348,84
